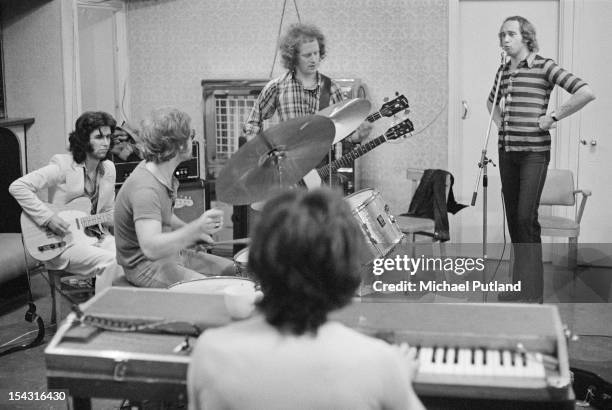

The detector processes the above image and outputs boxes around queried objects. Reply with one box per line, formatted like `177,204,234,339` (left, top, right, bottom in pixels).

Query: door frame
447,0,579,240
60,0,130,136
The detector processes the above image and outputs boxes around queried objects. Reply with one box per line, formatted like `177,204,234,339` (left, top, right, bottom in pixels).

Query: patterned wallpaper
2,0,67,172
127,0,448,214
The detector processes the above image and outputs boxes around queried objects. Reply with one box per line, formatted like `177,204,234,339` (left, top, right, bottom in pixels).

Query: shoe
497,290,543,304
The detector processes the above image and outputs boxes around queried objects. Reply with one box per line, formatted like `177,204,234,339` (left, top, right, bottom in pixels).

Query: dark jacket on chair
401,169,467,242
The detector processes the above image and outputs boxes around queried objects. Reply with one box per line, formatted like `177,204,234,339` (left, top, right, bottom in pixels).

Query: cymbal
216,115,335,205
318,98,371,144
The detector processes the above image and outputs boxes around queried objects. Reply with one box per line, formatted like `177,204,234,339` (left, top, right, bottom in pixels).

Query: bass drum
344,188,403,262
168,276,256,294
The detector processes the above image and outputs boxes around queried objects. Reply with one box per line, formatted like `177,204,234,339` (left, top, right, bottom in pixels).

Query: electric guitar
302,117,415,189
20,197,113,261
321,94,410,143
362,94,410,123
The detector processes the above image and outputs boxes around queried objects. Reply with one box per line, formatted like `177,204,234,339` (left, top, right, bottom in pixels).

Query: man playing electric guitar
10,111,124,294
242,23,373,189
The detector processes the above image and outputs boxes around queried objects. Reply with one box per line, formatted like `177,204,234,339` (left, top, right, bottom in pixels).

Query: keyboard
331,302,572,402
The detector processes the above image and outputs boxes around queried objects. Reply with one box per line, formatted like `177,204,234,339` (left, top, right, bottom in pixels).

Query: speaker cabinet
174,179,206,223
113,142,200,185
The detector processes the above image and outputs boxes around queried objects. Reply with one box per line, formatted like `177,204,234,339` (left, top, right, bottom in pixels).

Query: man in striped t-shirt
487,16,595,303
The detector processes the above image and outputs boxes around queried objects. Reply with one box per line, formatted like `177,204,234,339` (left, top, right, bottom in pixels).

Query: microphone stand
471,52,505,297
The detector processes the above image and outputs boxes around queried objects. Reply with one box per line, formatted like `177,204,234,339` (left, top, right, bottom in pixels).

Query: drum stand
471,54,505,301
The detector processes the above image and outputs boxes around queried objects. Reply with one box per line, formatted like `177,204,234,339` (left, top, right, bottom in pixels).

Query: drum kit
170,98,404,292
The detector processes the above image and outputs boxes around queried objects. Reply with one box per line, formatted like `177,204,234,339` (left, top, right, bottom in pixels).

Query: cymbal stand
257,131,286,188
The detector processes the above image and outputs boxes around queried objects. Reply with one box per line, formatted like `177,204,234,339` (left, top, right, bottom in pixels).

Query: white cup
224,284,257,319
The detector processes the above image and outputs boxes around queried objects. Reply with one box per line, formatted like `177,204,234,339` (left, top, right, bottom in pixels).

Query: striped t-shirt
488,53,587,152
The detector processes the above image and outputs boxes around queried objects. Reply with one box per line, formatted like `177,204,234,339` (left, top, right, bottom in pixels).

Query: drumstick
213,238,251,246
193,238,251,249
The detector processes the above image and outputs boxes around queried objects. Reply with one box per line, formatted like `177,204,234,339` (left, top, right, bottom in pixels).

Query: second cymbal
318,98,371,144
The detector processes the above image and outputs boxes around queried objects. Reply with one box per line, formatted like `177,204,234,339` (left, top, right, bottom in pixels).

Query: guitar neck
366,111,382,123
317,135,387,179
79,211,113,229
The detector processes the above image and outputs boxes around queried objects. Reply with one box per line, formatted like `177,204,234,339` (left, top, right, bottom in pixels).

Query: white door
573,0,612,265
78,6,117,115
449,0,559,258
75,1,129,122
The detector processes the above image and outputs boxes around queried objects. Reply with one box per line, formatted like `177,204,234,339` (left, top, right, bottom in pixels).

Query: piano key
456,348,473,375
444,347,457,375
425,347,445,374
512,352,525,377
486,349,502,376
500,349,513,376
416,346,548,383
473,348,485,369
434,347,455,375
524,352,546,378
417,347,434,374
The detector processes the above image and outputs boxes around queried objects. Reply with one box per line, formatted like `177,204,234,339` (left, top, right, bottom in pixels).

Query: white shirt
188,314,423,410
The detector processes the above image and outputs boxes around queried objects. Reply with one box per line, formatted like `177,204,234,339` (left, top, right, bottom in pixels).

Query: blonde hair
139,107,191,163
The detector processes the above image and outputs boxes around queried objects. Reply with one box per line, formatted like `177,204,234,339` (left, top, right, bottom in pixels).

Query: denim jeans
498,149,550,298
125,250,235,288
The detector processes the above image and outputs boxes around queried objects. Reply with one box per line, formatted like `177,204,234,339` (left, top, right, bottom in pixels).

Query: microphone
500,50,507,64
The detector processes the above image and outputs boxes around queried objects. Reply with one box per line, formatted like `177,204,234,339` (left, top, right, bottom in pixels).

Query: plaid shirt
243,71,343,140
488,53,587,152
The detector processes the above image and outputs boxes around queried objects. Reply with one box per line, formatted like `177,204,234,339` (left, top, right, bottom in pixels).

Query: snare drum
344,188,403,260
168,276,255,294
233,247,252,279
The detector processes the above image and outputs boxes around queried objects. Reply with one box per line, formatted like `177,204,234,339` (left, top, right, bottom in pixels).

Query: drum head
234,247,249,263
168,276,255,294
344,188,380,211
346,189,382,216
344,188,374,206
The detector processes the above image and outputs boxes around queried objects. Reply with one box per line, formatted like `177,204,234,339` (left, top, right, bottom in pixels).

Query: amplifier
113,142,200,185
174,180,206,223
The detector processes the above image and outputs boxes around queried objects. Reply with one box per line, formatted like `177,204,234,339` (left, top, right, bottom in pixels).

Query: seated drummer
187,188,424,410
114,107,234,287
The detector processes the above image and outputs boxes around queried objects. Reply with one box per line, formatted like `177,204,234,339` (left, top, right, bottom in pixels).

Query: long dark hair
68,111,116,163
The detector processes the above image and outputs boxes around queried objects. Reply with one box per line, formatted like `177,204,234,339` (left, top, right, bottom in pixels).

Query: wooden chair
539,169,591,268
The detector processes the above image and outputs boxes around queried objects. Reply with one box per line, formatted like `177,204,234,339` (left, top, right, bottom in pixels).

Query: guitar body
20,197,101,261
